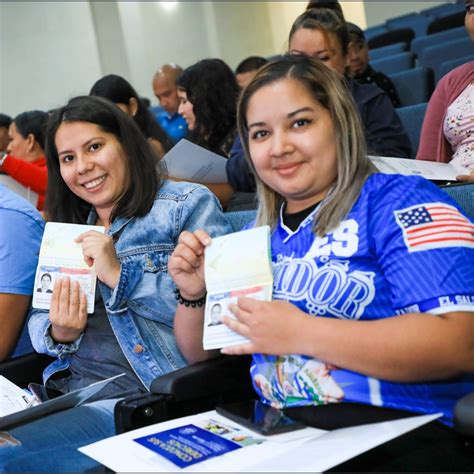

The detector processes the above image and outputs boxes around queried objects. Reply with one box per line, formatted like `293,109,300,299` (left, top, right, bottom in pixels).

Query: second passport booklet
203,226,273,350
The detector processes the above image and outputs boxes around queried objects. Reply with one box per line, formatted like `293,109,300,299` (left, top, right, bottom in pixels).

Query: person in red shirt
0,110,48,211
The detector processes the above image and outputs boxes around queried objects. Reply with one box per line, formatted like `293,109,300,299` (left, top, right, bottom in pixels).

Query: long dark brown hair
45,95,161,224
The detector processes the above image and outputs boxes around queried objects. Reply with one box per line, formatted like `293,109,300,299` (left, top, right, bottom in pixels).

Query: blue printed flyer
133,419,264,468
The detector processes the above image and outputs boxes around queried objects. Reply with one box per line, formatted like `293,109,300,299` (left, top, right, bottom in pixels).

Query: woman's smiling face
246,78,338,214
55,121,129,224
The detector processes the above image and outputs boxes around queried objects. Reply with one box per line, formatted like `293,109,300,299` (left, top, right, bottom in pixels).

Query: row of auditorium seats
365,2,466,42
369,38,472,83
365,3,472,96
365,11,473,109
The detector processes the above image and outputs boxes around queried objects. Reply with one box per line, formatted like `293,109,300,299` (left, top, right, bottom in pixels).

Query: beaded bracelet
174,288,206,307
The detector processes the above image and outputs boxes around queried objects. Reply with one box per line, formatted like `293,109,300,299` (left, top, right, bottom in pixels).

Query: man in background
152,64,187,143
0,114,12,152
0,184,44,361
346,22,401,108
235,56,268,89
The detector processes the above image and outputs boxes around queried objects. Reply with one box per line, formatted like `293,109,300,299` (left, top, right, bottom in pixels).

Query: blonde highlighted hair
236,55,374,236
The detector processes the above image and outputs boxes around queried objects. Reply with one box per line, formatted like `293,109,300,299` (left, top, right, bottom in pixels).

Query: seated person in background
226,56,270,209
152,64,188,144
346,22,401,108
177,58,240,209
417,0,474,182
0,96,231,473
0,184,44,361
0,113,12,152
235,56,269,89
170,56,473,470
0,110,48,211
289,8,411,158
90,74,172,159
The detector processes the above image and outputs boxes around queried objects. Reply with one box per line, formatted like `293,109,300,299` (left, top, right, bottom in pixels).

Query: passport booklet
203,226,273,350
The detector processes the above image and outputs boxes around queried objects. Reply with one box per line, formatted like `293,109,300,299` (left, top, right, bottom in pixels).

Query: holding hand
75,230,121,289
168,230,211,300
49,278,87,343
221,298,309,356
456,170,474,183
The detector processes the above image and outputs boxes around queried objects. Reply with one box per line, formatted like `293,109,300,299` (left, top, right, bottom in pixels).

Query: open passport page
32,222,105,314
203,226,273,350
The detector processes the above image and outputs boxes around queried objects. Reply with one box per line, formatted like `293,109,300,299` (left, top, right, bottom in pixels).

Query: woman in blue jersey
169,55,474,468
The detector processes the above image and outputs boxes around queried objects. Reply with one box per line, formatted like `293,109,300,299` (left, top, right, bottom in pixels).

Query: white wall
0,1,456,116
0,2,102,115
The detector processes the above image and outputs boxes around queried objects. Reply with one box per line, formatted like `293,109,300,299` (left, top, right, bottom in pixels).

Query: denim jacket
28,181,232,389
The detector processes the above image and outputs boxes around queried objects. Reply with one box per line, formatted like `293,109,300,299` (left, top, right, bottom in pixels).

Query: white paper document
369,155,466,181
79,409,440,472
163,139,228,183
0,376,36,417
0,373,125,430
203,226,273,350
0,174,38,206
32,222,105,313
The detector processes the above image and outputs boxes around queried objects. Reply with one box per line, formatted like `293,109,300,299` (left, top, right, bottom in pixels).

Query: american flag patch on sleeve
394,202,474,252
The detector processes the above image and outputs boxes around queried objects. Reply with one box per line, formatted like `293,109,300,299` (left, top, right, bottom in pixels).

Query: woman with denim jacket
0,96,231,473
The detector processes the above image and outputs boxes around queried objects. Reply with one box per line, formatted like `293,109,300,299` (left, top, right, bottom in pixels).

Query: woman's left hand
75,231,121,289
221,297,308,356
456,170,474,183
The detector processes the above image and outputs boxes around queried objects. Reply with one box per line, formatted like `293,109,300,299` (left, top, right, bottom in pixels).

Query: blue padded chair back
369,42,407,61
411,26,466,58
427,10,467,35
385,11,418,27
419,38,474,82
364,25,388,42
367,28,415,49
388,67,434,107
370,52,415,76
225,211,256,232
437,56,474,84
396,103,428,158
420,3,465,19
386,13,430,37
440,184,474,220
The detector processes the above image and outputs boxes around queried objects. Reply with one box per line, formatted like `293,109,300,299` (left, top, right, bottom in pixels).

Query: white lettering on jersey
305,219,359,259
273,258,375,320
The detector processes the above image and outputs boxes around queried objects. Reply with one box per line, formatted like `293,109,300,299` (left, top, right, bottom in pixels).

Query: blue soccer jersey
251,174,474,425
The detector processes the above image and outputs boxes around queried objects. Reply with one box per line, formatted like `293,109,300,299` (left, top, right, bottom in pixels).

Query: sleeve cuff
104,260,142,313
44,323,84,355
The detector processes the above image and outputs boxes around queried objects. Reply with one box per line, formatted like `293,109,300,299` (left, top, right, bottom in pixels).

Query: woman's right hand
168,230,211,300
49,278,88,343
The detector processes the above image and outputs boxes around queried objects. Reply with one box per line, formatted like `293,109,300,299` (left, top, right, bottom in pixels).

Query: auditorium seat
367,28,415,49
389,68,434,107
369,42,407,61
370,51,415,76
437,55,474,84
427,10,468,35
386,12,430,38
441,183,474,220
418,37,474,81
364,25,388,42
419,2,465,19
396,103,428,157
410,26,466,58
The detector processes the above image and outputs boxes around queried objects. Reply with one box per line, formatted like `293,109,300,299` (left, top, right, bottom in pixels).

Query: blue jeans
0,399,118,473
